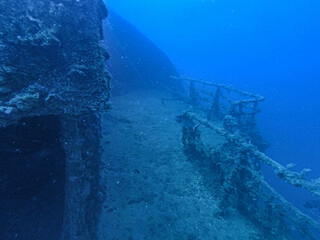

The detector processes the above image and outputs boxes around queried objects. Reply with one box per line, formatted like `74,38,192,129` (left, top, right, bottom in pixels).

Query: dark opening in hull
0,115,65,240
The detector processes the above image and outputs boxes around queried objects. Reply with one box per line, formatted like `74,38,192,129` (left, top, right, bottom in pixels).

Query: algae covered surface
0,1,110,239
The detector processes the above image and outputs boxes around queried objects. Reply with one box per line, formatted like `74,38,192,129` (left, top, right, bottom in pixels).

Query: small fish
193,124,200,132
303,200,320,211
175,115,200,132
33,148,55,159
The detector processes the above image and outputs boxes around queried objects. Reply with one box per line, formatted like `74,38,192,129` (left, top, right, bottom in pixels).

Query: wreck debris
170,75,263,117
171,75,269,151
175,76,320,239
185,112,320,199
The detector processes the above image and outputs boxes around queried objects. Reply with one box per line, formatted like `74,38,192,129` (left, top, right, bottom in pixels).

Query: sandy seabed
98,90,259,240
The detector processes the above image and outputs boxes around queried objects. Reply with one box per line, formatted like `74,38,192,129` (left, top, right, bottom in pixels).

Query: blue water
105,0,320,178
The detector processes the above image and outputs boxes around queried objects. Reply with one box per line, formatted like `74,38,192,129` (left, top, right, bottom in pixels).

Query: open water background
105,0,320,210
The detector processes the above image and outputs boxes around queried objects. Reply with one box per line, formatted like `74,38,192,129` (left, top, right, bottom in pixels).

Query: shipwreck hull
0,0,110,239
